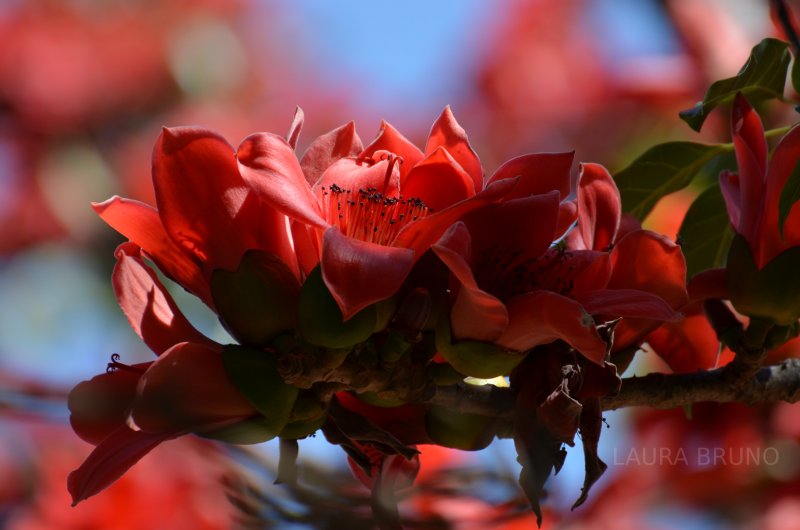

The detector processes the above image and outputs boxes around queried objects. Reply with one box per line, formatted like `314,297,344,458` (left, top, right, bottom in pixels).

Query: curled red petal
92,197,210,304
425,106,483,191
432,223,509,342
131,342,256,433
573,163,621,251
486,151,573,200
759,123,800,265
68,426,179,506
153,127,261,273
300,121,363,187
286,106,304,149
402,147,475,211
360,120,423,182
498,291,607,364
113,242,216,355
719,170,742,231
576,288,681,321
731,94,767,249
321,228,415,320
315,156,399,198
237,131,327,228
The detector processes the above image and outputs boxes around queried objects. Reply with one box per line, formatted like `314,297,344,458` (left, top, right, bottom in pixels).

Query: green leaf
615,142,727,220
779,159,800,235
679,38,791,132
678,185,735,278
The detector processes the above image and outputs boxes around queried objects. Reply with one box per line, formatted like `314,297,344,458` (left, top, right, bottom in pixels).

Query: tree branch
428,359,800,417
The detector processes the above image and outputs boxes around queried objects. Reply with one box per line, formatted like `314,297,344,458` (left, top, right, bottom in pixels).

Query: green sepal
279,413,328,440
199,416,281,445
298,266,376,349
727,234,800,325
425,404,497,451
211,250,300,347
220,345,299,434
435,318,525,378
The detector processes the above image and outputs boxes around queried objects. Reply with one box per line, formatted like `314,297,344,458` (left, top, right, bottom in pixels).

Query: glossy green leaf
220,345,299,437
615,142,727,220
679,39,791,132
678,185,734,278
779,159,800,235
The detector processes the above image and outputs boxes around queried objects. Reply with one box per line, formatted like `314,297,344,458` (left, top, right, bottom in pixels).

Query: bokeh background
2,0,799,528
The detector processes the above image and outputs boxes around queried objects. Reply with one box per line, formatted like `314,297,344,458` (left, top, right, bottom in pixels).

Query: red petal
68,365,149,446
607,230,688,349
573,163,621,251
113,242,216,355
687,267,728,302
432,223,509,341
577,288,681,321
498,291,607,364
402,147,475,211
286,106,304,149
300,121,363,187
425,106,483,191
360,120,423,181
321,228,415,320
153,127,263,273
759,123,800,265
645,304,734,372
392,177,517,255
92,197,210,304
68,426,178,506
465,191,561,261
731,94,767,248
719,170,742,230
237,131,327,228
314,156,399,197
291,221,322,277
131,342,256,433
486,151,573,200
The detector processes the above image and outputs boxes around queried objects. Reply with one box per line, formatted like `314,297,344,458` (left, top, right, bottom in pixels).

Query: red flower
93,127,299,308
432,163,684,364
237,107,521,319
721,94,800,270
67,243,256,505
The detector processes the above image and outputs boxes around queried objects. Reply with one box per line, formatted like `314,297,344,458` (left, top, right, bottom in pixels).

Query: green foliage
679,38,791,131
615,142,728,220
679,185,734,278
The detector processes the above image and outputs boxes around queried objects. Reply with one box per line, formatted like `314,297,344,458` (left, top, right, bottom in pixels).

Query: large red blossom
432,163,684,364
236,107,537,319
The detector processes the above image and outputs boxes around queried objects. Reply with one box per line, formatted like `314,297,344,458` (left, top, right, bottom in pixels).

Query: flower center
474,246,578,302
318,156,430,246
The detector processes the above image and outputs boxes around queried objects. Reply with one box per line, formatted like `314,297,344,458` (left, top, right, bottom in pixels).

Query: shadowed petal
321,228,415,320
301,121,363,187
113,242,215,355
425,106,483,191
759,123,800,266
237,132,327,228
131,342,256,433
576,289,680,321
68,426,179,506
498,291,607,364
